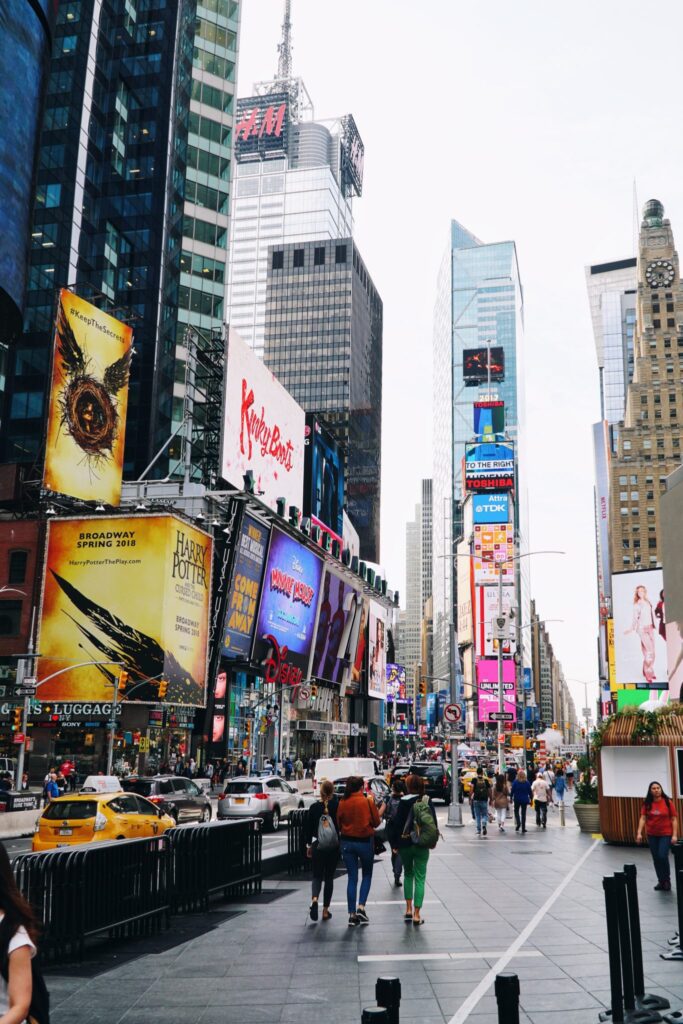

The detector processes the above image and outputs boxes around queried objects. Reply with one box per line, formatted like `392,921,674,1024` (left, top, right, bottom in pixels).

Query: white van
313,757,381,788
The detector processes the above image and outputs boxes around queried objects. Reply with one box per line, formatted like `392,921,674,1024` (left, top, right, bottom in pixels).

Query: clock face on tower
645,259,675,288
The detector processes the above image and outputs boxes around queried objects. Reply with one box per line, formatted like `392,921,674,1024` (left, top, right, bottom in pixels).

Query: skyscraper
263,236,382,560
1,0,241,482
400,479,433,700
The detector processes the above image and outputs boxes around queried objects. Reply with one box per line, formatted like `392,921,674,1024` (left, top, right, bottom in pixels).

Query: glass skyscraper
585,257,637,428
1,0,240,482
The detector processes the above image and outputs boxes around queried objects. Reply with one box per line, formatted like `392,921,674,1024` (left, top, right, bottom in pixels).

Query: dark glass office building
264,237,383,561
1,0,240,481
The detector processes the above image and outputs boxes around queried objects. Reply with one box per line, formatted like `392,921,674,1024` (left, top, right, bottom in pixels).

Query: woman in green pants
387,774,436,925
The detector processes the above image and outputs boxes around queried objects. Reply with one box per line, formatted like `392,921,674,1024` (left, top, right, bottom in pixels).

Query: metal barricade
287,808,309,874
169,818,262,913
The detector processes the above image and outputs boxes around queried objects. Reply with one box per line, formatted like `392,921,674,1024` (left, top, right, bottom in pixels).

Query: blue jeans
648,834,672,884
341,838,374,912
473,800,488,833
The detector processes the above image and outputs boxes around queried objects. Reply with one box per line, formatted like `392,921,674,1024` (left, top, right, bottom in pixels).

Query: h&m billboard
221,329,305,513
234,93,288,162
37,516,212,706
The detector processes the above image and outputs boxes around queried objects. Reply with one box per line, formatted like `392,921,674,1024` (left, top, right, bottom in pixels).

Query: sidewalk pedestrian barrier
361,1008,389,1023
494,973,520,1024
13,818,262,961
376,976,401,1024
661,844,683,962
288,808,309,874
624,866,670,1012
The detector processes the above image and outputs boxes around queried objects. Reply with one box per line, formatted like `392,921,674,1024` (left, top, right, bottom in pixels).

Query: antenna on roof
276,0,293,82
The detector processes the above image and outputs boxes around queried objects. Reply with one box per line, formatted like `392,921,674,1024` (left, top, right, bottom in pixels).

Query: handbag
373,834,387,855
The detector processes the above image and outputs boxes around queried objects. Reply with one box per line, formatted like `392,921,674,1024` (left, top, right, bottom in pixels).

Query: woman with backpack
305,780,339,921
387,774,437,926
384,778,407,887
491,774,510,832
511,769,533,834
336,776,383,927
0,844,40,1024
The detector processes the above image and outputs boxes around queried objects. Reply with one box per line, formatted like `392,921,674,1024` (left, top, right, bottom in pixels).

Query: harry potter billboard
37,515,212,706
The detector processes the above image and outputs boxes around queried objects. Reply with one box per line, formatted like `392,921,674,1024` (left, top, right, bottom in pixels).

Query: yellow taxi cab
461,769,479,796
33,789,175,852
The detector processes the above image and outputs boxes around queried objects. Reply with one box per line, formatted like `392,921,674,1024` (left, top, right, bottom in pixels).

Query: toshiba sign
221,329,305,513
234,93,288,162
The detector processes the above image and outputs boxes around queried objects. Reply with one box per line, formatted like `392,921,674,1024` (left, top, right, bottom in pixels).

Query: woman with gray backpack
305,779,339,922
387,774,438,926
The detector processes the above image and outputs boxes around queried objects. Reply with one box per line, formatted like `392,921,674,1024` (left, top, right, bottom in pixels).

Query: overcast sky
237,0,683,715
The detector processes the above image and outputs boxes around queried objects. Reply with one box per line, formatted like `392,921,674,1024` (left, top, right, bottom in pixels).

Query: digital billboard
221,513,269,659
234,93,288,162
472,493,510,524
472,525,514,585
464,442,515,492
43,290,133,505
340,113,364,197
476,585,516,657
252,528,324,680
310,568,362,685
386,664,407,702
221,329,305,513
463,347,505,385
367,601,387,700
38,516,212,706
474,401,505,439
456,539,473,646
304,415,344,540
611,569,667,687
476,659,516,721
347,596,369,697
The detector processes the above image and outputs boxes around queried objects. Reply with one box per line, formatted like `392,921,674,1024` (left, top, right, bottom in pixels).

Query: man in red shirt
637,781,678,891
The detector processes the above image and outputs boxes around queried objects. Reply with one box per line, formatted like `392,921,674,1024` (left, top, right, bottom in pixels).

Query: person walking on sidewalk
531,773,551,828
511,769,532,833
492,773,510,832
470,767,491,837
336,776,384,927
637,781,678,891
387,774,437,926
305,780,339,922
554,768,566,807
384,778,407,886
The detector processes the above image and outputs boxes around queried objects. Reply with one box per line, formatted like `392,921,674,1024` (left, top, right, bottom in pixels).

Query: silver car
217,776,304,831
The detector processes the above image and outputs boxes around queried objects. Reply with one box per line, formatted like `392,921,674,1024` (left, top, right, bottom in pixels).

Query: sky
237,0,683,715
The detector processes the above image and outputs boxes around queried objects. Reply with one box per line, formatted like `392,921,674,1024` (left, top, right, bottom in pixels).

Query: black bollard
376,976,401,1024
602,875,625,1024
362,1009,389,1024
614,872,636,1014
624,864,670,1011
494,973,520,1024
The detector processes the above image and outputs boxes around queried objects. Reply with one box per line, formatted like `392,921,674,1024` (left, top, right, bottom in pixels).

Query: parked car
121,775,212,823
217,776,304,831
313,757,381,788
33,792,174,851
331,776,390,802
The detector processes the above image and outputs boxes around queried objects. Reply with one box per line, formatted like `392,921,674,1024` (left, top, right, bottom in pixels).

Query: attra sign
234,93,289,162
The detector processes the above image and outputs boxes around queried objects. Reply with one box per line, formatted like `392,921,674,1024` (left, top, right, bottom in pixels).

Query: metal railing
287,808,309,874
169,818,262,913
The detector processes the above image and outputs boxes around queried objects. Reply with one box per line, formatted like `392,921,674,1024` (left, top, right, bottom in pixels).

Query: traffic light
118,670,129,693
310,685,318,702
581,727,586,738
11,708,22,732
158,678,168,700
419,680,427,697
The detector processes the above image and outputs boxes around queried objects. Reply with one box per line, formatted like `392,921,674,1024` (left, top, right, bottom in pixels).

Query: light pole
420,670,463,828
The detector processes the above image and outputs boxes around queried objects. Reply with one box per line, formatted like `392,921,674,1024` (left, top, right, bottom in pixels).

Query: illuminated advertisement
463,347,505,385
234,93,288,162
476,659,516,721
456,540,473,646
662,485,683,701
386,664,407,702
472,525,514,585
253,528,324,681
611,569,667,687
473,493,510,525
310,568,361,685
304,415,344,539
43,290,133,505
367,601,387,700
221,513,269,659
593,422,612,626
348,597,369,697
607,618,616,688
38,516,212,706
340,113,364,197
221,329,305,513
474,401,505,439
476,585,516,657
464,442,515,492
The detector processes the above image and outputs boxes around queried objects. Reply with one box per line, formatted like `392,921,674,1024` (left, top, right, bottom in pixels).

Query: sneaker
655,883,665,891
348,914,359,927
394,876,402,887
483,825,487,836
356,908,369,925
663,881,672,891
309,901,319,922
515,824,520,832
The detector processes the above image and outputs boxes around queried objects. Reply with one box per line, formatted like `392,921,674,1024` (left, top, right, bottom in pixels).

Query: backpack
0,933,50,1024
472,778,489,802
316,809,339,851
408,798,440,849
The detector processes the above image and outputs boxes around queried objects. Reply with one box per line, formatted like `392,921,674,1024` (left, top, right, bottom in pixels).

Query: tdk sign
473,493,509,524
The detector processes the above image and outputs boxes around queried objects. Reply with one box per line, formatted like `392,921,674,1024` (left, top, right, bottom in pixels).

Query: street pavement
41,803,683,1024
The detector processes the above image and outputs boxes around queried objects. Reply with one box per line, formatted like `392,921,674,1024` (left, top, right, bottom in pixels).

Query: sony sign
473,493,510,525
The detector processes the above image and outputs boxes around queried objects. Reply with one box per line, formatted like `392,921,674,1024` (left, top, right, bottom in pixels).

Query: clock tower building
609,199,683,571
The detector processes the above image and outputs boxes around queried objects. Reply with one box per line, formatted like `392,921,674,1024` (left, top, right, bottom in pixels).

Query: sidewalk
45,806,683,1024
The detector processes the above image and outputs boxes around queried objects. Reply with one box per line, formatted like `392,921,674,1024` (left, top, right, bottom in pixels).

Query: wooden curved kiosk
598,710,683,844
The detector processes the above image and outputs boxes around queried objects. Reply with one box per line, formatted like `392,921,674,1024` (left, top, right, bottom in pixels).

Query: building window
335,244,347,264
272,250,283,270
619,476,627,485
8,551,27,585
668,302,675,313
0,602,21,637
622,539,630,549
293,248,304,268
649,538,657,549
653,303,660,314
314,247,325,266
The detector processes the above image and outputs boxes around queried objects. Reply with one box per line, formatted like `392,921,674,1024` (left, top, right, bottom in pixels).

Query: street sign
22,678,36,688
12,734,24,745
444,703,461,724
298,685,311,702
489,711,514,721
582,707,592,718
15,688,36,697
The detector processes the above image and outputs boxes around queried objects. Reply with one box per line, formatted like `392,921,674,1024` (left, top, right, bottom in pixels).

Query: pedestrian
189,757,196,777
55,771,66,796
44,774,59,802
531,772,551,828
305,780,339,922
637,781,678,891
294,757,304,781
336,776,384,927
388,774,437,926
384,778,407,886
511,769,532,833
0,844,40,1023
492,773,510,832
205,762,213,790
284,758,293,781
470,767,491,837
554,768,566,807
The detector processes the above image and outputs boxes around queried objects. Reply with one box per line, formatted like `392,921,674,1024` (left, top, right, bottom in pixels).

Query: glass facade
1,0,240,482
585,258,637,430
